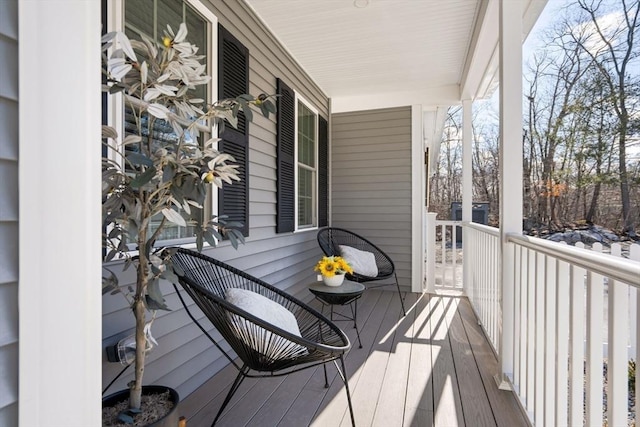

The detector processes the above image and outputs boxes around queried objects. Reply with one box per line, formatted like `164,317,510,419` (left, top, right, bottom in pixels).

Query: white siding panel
332,107,413,291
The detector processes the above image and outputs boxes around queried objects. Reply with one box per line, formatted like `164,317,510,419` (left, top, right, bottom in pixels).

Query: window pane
124,0,209,243
297,101,315,167
298,167,315,227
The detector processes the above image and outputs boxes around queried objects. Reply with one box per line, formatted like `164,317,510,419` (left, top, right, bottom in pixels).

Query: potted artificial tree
101,24,275,425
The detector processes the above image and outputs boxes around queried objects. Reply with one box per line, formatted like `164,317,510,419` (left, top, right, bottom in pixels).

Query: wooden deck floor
180,289,529,427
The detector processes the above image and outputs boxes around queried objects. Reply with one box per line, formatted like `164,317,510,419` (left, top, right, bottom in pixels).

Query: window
296,99,318,229
114,0,217,244
276,79,328,233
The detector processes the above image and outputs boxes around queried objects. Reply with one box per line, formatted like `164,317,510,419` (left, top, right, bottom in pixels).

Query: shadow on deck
180,289,527,427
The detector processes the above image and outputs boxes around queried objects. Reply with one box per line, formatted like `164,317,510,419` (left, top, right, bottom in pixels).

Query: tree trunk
130,228,149,411
618,118,633,234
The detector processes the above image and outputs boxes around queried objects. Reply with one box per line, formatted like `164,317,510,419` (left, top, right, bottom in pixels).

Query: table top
308,280,365,296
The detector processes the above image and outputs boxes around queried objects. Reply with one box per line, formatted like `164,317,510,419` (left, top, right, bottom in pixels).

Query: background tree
429,0,639,237
571,0,640,234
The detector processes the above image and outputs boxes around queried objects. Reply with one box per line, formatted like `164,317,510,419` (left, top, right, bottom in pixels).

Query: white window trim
106,0,220,247
294,93,320,232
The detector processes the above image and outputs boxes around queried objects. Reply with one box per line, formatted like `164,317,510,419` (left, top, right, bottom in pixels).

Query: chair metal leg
323,363,329,388
394,272,406,316
349,301,362,348
212,365,249,426
334,355,356,427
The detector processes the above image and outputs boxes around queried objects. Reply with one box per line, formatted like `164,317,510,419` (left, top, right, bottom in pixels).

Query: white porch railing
504,234,639,427
426,214,640,426
464,222,501,354
427,218,464,291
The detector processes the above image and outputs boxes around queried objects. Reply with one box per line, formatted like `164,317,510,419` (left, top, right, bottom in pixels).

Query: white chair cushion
339,245,379,277
225,288,306,357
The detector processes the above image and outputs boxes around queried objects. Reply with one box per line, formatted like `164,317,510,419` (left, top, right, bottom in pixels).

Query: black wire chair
170,248,356,426
317,227,406,316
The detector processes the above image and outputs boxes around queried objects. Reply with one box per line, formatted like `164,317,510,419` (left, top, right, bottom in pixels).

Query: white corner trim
19,2,102,425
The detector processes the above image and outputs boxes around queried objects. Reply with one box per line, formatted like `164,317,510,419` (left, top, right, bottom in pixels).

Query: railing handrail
463,221,500,237
434,219,462,226
506,232,640,287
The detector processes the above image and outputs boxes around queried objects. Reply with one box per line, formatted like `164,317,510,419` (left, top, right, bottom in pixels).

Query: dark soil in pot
102,385,180,427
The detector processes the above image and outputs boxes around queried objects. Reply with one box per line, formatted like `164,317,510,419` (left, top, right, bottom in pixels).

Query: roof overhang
245,0,548,112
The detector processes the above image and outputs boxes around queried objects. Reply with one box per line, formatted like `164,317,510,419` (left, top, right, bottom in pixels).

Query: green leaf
161,268,180,284
127,152,153,167
243,105,253,123
228,231,239,249
105,249,117,262
261,100,276,117
171,261,185,277
162,164,175,182
162,208,186,227
146,279,165,308
117,412,134,424
203,230,217,248
130,166,156,188
145,295,170,311
109,84,126,95
210,228,223,241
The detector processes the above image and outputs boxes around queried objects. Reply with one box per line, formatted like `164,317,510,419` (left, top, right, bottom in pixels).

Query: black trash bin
451,202,489,242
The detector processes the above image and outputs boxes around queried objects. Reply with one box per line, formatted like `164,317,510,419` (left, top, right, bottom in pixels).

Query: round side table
308,280,364,349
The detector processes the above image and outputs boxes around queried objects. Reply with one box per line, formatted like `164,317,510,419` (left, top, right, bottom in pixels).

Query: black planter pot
102,385,180,427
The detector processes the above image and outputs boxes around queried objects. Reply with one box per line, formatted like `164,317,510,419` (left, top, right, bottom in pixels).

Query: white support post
19,1,102,425
462,100,472,296
412,105,425,293
496,0,523,390
425,212,437,293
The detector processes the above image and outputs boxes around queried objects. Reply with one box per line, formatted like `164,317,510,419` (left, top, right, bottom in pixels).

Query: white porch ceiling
244,0,547,112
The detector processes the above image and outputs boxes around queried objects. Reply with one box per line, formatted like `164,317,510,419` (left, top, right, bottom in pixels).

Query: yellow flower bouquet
314,256,354,278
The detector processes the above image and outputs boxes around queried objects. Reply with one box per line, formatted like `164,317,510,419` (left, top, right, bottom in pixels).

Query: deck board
448,298,497,427
431,294,466,427
371,292,418,427
456,297,530,427
311,290,392,427
403,293,435,427
181,290,528,427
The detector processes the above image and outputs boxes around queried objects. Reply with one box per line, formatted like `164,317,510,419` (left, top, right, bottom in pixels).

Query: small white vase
323,274,345,287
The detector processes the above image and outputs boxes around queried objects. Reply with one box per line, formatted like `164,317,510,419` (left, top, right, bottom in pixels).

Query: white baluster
586,242,604,427
535,252,545,425
527,247,535,414
555,245,569,426
569,257,586,426
544,254,557,427
607,243,627,427
632,244,640,426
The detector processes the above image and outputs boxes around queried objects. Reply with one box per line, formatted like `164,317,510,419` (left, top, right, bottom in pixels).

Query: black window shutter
318,116,328,227
218,24,249,236
276,78,296,233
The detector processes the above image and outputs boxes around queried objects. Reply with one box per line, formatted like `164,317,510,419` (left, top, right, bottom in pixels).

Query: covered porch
181,289,528,426
13,0,639,426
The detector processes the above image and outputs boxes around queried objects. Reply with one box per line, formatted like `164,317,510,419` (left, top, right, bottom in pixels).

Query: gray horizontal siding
331,107,413,291
102,0,330,401
0,0,19,425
